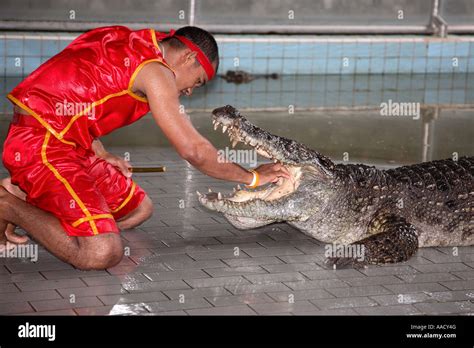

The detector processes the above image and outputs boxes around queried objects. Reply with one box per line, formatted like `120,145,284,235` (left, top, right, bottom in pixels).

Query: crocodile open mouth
197,105,302,208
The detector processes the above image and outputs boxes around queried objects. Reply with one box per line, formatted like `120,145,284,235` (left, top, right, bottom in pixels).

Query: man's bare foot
0,177,26,200
0,185,11,243
0,185,29,246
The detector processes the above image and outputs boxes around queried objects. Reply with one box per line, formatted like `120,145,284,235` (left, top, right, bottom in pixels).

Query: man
0,26,289,270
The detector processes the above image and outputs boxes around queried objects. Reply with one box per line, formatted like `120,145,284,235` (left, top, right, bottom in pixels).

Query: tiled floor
0,147,473,316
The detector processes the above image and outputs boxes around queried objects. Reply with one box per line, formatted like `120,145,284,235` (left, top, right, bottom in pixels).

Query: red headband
164,29,215,80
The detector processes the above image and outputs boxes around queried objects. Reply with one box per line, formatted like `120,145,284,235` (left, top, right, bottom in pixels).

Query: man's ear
185,50,198,65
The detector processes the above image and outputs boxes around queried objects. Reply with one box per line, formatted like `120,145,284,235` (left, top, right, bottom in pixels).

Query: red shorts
2,122,146,237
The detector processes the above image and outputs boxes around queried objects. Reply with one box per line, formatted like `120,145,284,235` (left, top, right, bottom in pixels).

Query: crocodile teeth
213,123,219,131
237,184,242,190
218,192,222,200
222,125,228,133
208,188,212,192
232,139,239,148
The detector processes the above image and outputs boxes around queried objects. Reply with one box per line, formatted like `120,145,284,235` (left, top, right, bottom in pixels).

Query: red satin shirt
7,25,173,150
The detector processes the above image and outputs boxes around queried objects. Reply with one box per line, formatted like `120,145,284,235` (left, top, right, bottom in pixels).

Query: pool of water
104,107,473,166
2,73,474,112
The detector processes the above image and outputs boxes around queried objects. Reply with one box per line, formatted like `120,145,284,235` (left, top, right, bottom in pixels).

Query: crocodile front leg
326,214,419,268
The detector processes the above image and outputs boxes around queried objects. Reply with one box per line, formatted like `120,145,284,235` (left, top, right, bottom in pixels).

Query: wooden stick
128,166,167,173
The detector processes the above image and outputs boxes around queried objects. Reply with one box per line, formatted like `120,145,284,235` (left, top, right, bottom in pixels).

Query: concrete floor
0,146,473,316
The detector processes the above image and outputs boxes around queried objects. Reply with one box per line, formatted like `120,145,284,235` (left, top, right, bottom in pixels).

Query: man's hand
253,162,291,186
92,138,132,178
100,152,132,178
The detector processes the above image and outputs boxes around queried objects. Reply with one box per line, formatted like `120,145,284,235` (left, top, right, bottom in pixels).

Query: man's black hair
163,26,219,72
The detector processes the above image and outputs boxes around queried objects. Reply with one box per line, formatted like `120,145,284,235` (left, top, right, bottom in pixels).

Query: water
103,108,473,167
187,73,474,110
2,73,473,113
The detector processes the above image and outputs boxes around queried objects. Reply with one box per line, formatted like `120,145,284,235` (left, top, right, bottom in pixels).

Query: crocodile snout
212,105,240,120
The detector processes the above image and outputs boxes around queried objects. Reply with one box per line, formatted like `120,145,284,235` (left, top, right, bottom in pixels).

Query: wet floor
0,145,473,316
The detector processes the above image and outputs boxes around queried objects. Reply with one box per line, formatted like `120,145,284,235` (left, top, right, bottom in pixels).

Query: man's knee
74,233,123,270
140,195,154,221
117,195,153,229
92,238,123,269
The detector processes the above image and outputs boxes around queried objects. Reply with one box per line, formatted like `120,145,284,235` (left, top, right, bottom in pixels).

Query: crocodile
220,70,279,84
197,105,474,267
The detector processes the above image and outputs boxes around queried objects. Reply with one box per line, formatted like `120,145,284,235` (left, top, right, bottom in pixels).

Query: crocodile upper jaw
197,106,303,206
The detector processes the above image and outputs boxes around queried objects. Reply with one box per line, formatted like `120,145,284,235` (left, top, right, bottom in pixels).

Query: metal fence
0,0,473,36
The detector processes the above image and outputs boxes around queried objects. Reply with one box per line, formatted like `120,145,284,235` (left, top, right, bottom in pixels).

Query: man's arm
132,63,260,184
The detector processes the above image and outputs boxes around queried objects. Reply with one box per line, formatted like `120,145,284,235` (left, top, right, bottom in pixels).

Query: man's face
173,50,217,96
